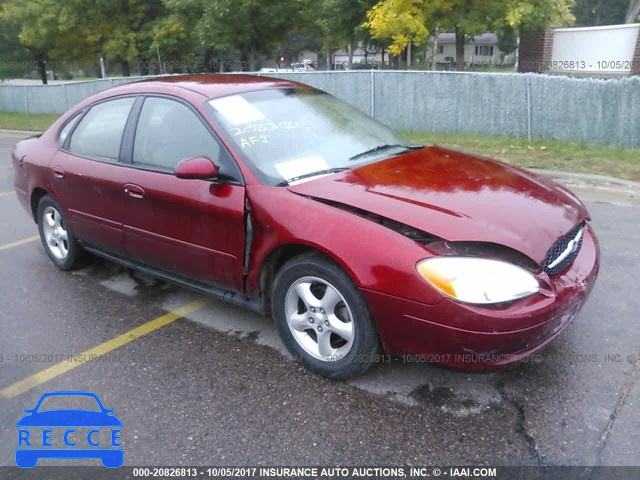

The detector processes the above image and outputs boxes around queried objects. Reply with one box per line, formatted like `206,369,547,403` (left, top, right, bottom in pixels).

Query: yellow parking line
0,190,16,196
0,299,208,399
0,235,39,251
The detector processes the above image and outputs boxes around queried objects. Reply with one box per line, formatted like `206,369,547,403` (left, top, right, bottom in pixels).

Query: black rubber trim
83,245,262,313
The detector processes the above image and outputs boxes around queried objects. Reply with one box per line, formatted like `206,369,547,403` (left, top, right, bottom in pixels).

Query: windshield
205,88,414,186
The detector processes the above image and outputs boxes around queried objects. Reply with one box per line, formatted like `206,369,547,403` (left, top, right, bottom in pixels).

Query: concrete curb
532,169,640,193
532,169,639,207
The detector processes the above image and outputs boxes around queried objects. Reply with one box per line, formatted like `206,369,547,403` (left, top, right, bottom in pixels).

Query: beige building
426,33,517,67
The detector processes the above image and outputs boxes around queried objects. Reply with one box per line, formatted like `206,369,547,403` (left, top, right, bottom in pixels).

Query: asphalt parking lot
0,131,639,468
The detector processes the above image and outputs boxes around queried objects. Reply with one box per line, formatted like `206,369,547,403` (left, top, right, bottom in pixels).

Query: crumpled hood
288,146,588,264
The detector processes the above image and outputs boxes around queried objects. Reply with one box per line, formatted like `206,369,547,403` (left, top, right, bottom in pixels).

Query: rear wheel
37,195,86,270
272,253,381,379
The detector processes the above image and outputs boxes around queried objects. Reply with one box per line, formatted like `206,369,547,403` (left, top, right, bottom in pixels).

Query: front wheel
271,253,381,379
37,195,86,270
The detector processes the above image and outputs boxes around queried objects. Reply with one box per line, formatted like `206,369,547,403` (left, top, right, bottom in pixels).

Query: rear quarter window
57,113,83,147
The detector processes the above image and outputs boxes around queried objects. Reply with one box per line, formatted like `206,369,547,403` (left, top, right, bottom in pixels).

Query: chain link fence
1,71,638,148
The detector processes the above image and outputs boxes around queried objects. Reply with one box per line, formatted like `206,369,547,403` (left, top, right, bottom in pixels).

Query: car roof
113,74,310,99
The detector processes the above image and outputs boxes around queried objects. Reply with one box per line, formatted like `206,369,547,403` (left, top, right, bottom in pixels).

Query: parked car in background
12,74,599,379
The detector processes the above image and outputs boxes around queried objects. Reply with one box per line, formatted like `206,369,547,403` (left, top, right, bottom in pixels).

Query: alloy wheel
41,206,69,260
284,276,355,362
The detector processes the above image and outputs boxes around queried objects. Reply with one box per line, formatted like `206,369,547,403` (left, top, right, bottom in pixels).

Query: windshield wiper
276,167,350,187
348,144,425,162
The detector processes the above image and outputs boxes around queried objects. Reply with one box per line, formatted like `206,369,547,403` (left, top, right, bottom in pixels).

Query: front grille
542,222,585,276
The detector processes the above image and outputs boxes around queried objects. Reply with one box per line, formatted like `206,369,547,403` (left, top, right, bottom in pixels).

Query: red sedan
12,75,599,379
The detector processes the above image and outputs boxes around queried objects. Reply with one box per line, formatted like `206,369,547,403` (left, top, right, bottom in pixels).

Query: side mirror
175,157,219,180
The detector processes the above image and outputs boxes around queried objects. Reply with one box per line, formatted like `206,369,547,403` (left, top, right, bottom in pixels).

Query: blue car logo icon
16,391,123,468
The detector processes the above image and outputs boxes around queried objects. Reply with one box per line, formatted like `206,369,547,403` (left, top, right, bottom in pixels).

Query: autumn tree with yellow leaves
365,0,575,70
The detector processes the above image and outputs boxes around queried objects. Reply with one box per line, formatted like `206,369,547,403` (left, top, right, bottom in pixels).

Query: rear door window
68,97,135,161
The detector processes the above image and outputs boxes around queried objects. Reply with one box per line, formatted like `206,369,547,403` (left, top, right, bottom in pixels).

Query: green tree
278,31,322,67
267,0,378,70
573,0,628,26
365,0,574,71
2,0,173,81
334,0,379,67
312,0,350,69
497,27,518,56
147,14,196,73
1,0,69,84
271,1,324,68
497,0,574,30
436,1,495,70
61,0,168,76
443,0,574,70
0,14,32,80
166,0,303,72
163,0,215,72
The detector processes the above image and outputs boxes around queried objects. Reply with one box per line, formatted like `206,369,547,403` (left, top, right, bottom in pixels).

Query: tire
271,253,381,379
36,195,86,270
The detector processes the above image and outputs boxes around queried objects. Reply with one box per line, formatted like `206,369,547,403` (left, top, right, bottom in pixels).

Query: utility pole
432,31,438,70
156,44,163,75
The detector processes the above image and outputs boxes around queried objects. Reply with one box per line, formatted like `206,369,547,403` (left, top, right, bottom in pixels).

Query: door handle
53,166,65,179
124,183,145,199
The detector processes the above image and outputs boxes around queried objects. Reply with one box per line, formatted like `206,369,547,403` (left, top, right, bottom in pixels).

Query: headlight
416,257,540,305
